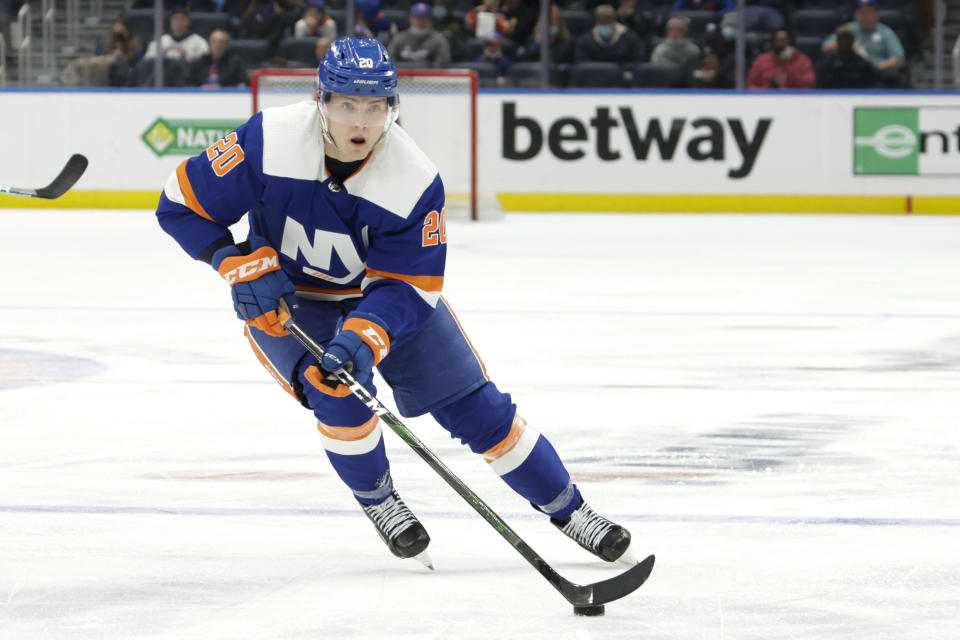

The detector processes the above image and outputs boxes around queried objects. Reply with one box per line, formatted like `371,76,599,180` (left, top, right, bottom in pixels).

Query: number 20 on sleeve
422,208,447,247
205,132,245,177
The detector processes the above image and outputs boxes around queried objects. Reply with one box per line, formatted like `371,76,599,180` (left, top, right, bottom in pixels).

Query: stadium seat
629,62,683,89
382,9,410,32
569,61,625,88
562,10,593,38
505,61,565,88
795,35,823,64
669,10,714,37
451,61,498,88
279,37,320,66
122,9,159,49
229,39,271,68
790,9,840,39
188,12,230,39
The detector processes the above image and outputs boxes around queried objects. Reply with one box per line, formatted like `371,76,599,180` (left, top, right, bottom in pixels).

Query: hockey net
250,68,500,221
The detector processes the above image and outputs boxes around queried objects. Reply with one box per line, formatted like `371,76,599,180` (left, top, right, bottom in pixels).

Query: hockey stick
0,154,89,200
277,301,655,609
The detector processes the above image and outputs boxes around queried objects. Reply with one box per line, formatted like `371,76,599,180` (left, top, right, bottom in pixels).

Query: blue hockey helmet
318,37,398,99
316,37,400,147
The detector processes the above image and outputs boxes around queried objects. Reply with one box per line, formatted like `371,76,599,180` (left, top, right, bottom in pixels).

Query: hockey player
156,36,631,567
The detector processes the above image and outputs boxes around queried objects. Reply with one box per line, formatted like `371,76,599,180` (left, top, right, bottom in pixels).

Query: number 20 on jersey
206,132,245,177
422,208,446,247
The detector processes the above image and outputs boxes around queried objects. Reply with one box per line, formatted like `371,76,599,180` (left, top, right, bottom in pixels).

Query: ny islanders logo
280,217,365,285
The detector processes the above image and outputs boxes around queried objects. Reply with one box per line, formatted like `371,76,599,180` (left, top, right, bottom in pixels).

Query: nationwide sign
853,107,960,176
142,117,245,157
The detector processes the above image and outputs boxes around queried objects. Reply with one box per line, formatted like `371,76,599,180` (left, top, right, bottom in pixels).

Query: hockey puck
573,604,605,616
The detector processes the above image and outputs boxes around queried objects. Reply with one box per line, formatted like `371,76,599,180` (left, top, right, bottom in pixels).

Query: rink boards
0,88,958,213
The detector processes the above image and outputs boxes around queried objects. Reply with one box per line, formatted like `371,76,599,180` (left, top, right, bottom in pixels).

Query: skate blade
412,549,435,571
614,545,639,567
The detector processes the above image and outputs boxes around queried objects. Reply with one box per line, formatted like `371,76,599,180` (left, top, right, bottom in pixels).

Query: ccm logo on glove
343,317,390,363
219,247,281,284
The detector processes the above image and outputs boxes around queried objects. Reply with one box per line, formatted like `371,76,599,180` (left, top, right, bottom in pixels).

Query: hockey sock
317,416,394,505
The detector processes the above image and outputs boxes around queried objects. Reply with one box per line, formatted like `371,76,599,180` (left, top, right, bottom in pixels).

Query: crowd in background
38,0,940,89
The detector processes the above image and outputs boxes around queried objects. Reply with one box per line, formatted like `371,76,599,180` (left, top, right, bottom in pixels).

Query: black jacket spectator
816,25,877,89
191,30,248,87
574,4,640,65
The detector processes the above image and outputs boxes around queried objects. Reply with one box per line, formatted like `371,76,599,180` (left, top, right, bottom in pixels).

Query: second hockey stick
0,154,89,200
277,301,655,610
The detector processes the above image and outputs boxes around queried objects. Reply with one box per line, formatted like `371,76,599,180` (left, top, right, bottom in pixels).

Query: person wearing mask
477,31,511,85
430,0,466,61
746,29,815,89
527,2,572,64
387,2,452,68
574,3,641,65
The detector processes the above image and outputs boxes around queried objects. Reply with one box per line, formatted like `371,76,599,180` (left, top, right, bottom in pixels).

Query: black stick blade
581,554,656,607
35,154,89,199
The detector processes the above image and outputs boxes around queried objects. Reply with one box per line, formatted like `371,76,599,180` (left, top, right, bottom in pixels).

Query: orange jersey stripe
176,160,214,222
366,268,444,293
244,326,298,400
442,296,489,380
317,415,379,441
483,414,527,463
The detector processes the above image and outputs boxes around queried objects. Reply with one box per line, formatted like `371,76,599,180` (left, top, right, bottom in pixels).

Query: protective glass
322,95,391,129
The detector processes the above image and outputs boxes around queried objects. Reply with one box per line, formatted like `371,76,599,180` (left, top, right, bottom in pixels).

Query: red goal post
250,67,492,221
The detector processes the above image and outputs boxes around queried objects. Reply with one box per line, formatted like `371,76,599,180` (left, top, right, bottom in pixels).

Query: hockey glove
320,314,391,385
213,239,298,337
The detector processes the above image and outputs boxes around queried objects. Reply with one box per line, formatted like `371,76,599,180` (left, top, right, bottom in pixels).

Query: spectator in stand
144,6,210,62
501,0,538,46
670,0,733,17
355,0,396,43
574,3,640,65
527,2,572,63
315,35,333,63
650,15,699,69
191,29,247,87
690,20,735,88
746,29,814,90
822,0,905,87
294,0,337,40
388,2,452,68
465,0,513,40
816,24,877,89
477,31,510,86
431,0,466,61
61,19,141,86
239,0,289,50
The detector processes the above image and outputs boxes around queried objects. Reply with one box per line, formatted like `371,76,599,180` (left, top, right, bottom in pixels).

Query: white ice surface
1,210,959,639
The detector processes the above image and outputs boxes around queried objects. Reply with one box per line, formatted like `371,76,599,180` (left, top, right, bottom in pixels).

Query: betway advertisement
476,93,960,197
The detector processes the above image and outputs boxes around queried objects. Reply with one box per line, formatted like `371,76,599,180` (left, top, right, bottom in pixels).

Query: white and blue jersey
156,101,579,519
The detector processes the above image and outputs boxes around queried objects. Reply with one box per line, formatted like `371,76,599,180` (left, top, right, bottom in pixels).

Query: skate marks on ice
0,348,106,390
567,413,883,485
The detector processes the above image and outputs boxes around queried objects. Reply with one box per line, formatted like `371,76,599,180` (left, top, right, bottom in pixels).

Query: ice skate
550,498,633,563
360,491,434,570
